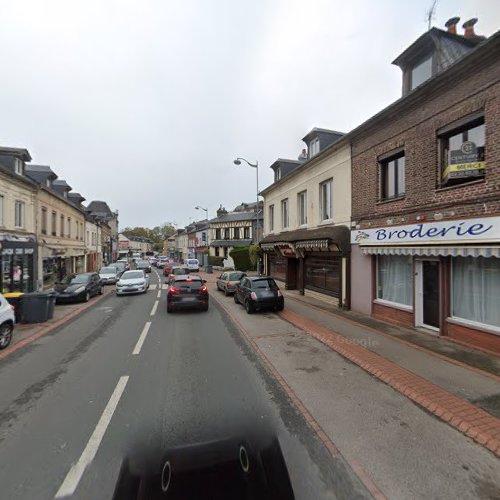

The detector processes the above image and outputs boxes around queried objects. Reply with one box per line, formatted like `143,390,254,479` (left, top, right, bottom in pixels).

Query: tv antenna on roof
425,0,438,30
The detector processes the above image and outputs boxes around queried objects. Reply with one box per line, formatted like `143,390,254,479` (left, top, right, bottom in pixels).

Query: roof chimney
444,16,460,35
462,18,478,39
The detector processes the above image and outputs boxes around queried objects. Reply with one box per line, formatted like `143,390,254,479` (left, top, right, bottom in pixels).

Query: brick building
350,20,500,353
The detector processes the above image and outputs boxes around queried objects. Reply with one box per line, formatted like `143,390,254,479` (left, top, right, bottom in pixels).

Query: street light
234,157,261,274
195,206,209,268
195,206,208,220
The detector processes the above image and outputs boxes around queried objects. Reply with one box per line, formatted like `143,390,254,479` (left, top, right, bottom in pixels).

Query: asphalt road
0,270,371,500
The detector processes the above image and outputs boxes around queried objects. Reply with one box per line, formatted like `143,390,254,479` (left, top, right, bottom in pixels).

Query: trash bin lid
3,292,24,298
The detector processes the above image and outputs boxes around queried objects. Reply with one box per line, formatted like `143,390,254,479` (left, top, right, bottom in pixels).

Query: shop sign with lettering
351,217,500,245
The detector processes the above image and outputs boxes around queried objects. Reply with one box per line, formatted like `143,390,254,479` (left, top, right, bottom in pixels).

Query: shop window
319,180,332,221
15,201,25,228
380,154,405,200
297,191,307,226
52,212,57,236
377,255,413,307
305,254,341,297
439,117,485,187
281,199,289,229
268,253,287,282
269,205,274,232
452,257,500,329
1,252,34,293
41,207,48,234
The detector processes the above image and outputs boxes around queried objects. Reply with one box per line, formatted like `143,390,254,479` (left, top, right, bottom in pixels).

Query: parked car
166,275,209,312
116,270,150,295
114,259,130,272
216,271,247,296
55,272,103,303
109,261,127,274
163,263,175,276
136,260,152,273
234,276,284,314
99,266,121,284
0,292,15,349
185,258,200,272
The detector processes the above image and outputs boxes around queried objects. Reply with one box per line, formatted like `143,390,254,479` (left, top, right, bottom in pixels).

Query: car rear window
252,279,278,289
175,279,203,289
229,272,245,280
188,260,198,264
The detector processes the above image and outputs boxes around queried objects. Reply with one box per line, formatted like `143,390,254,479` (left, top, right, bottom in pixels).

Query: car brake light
186,278,192,282
169,286,178,294
226,281,231,288
200,286,208,293
250,292,257,300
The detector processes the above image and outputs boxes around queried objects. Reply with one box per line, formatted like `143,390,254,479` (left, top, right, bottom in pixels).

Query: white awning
360,246,500,258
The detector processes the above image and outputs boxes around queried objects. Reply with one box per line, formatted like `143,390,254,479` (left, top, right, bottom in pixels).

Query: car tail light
277,290,282,297
250,292,257,300
168,286,179,294
226,281,231,288
200,286,208,293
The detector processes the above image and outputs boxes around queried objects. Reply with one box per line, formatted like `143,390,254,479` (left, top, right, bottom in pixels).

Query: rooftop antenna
425,0,438,30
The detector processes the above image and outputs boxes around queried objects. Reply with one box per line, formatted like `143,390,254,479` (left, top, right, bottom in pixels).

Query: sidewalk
1,289,111,360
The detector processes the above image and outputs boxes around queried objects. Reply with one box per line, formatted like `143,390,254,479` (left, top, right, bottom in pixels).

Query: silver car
216,271,247,296
116,270,150,295
99,266,120,285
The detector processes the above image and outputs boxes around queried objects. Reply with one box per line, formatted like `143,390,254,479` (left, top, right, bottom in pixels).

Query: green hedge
208,256,225,266
229,245,255,271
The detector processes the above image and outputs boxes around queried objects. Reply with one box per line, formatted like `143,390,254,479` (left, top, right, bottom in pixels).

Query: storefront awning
360,245,500,258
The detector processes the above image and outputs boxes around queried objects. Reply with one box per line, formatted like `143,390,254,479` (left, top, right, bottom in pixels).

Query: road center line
55,376,129,498
132,321,151,355
150,300,159,316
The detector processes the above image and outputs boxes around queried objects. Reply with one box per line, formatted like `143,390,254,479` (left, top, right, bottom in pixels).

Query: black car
55,272,103,303
166,275,209,313
234,276,284,314
136,260,152,273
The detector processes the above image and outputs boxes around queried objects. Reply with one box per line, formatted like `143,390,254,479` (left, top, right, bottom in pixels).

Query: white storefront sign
351,217,500,245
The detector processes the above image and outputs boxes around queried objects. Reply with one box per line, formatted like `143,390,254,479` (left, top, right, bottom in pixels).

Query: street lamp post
195,206,209,267
233,157,261,274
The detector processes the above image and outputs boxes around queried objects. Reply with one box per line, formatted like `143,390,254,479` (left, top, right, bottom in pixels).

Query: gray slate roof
211,211,259,223
86,200,113,218
210,239,253,247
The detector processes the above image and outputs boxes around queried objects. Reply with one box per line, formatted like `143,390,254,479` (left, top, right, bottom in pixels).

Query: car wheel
233,293,239,304
245,300,254,314
202,304,209,312
98,286,103,295
0,322,13,349
276,303,284,312
167,305,173,313
84,291,90,302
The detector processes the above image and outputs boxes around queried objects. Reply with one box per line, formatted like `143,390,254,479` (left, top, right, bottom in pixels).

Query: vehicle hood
56,283,87,294
99,273,117,279
118,278,146,285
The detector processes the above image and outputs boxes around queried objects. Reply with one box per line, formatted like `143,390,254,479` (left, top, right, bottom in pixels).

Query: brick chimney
462,18,478,39
444,16,460,35
216,205,227,218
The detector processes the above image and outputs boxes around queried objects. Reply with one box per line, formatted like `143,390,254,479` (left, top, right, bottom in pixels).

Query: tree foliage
121,223,176,249
229,245,255,271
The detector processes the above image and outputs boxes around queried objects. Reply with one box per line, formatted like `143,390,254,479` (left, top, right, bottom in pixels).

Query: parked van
185,258,200,271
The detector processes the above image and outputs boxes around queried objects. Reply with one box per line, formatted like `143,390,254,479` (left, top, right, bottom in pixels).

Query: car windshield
121,271,144,280
99,267,115,274
66,274,90,285
229,272,245,280
253,279,278,290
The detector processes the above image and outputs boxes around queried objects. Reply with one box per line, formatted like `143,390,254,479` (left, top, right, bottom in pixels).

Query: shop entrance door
415,259,440,332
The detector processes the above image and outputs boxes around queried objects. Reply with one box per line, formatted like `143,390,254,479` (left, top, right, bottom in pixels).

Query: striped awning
295,239,329,250
360,246,500,258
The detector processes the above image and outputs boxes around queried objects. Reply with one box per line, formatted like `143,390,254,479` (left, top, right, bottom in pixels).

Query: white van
185,258,200,271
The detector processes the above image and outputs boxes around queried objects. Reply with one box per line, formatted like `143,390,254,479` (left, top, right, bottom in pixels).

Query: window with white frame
41,207,48,234
51,211,57,236
269,205,274,232
297,191,307,226
319,179,333,221
14,158,23,175
15,200,25,228
309,138,320,158
275,167,281,182
60,215,65,237
67,217,71,238
281,199,289,229
377,255,413,307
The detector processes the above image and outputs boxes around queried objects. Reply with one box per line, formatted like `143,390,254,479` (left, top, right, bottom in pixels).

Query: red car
163,263,174,276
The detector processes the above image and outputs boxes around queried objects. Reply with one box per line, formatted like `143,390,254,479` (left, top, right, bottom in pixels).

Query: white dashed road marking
150,300,159,316
55,376,129,498
132,321,151,355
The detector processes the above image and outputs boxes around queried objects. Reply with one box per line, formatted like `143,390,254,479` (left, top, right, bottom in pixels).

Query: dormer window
410,55,433,90
14,158,23,175
275,166,281,181
309,138,320,158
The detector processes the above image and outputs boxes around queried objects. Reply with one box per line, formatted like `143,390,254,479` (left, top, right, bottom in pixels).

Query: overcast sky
1,0,499,228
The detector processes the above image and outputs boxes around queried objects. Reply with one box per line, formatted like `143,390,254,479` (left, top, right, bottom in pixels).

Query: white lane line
150,300,159,316
157,289,161,298
149,284,157,290
55,376,129,498
132,321,151,355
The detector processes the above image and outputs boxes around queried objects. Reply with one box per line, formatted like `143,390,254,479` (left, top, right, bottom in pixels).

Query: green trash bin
21,292,51,323
4,292,24,323
47,292,57,320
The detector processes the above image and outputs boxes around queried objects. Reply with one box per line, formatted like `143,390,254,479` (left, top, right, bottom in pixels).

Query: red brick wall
446,320,500,355
352,57,500,227
373,302,414,328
